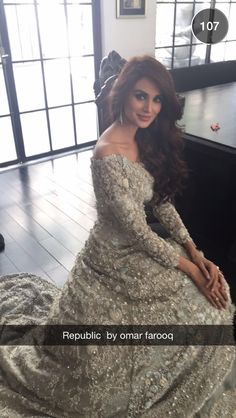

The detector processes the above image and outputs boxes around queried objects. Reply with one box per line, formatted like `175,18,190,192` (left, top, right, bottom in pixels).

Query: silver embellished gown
0,154,235,418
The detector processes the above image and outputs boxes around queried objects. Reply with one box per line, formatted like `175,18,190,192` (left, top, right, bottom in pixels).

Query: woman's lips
137,114,152,122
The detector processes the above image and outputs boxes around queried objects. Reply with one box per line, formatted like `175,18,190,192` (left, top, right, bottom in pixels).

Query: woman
0,56,235,417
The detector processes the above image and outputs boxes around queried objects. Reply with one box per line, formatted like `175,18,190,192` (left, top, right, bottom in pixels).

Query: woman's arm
151,199,194,245
152,199,224,292
93,155,180,269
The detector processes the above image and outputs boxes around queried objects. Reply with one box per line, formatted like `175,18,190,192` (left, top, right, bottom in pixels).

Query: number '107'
200,21,219,31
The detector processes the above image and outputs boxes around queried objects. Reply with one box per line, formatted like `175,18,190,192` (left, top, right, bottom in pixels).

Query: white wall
100,0,156,60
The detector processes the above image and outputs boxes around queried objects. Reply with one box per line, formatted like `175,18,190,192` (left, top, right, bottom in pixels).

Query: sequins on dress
0,154,235,417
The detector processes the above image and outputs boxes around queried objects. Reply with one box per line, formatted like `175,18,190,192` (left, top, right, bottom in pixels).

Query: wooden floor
0,149,95,288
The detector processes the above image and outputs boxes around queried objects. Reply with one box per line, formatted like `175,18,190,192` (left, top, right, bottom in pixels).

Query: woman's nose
144,100,152,113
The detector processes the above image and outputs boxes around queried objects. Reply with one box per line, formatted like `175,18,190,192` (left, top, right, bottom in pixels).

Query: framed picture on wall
117,0,146,18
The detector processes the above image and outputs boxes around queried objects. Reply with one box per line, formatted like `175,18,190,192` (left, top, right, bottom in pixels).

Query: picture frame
116,0,146,18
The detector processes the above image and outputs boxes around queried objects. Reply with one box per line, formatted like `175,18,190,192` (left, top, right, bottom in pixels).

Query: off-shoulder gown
0,155,235,418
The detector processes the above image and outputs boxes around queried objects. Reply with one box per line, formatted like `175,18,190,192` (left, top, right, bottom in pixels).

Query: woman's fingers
220,290,228,302
208,291,225,309
217,273,228,301
209,277,228,308
206,292,220,309
206,277,214,289
206,265,220,290
203,281,227,309
199,262,210,280
191,254,211,280
192,265,228,309
211,269,220,292
211,290,227,309
219,284,228,302
218,271,226,289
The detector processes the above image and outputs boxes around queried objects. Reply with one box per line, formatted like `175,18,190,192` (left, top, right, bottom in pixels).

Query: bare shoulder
93,124,139,162
93,127,122,159
93,143,120,160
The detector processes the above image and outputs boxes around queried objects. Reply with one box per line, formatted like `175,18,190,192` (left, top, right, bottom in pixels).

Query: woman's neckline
91,154,143,166
91,154,154,182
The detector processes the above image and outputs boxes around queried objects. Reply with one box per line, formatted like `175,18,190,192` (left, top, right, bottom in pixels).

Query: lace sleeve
92,156,179,268
152,199,194,245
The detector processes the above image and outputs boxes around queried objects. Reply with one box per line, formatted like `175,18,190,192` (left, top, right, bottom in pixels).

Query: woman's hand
190,251,220,292
177,256,228,310
183,240,221,292
190,265,228,310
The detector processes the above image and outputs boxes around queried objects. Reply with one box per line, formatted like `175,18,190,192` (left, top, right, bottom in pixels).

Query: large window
0,0,101,167
155,0,236,68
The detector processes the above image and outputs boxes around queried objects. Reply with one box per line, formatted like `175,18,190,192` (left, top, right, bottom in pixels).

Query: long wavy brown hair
108,55,188,203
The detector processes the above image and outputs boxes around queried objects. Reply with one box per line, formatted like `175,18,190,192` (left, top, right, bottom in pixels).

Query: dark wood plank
39,237,76,271
22,203,85,256
46,265,69,288
45,194,95,231
3,241,54,281
21,198,90,242
0,253,20,275
0,217,59,272
5,205,52,241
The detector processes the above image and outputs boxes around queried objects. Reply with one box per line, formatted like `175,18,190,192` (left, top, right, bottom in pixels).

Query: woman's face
123,77,162,129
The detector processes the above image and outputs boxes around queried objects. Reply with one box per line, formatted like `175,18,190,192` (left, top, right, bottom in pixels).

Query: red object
210,123,220,131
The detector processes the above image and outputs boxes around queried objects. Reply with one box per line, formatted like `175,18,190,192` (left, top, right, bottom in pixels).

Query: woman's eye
135,93,146,101
154,95,162,103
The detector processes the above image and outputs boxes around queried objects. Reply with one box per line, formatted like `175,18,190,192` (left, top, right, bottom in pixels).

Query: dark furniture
170,60,236,92
182,82,236,149
176,82,236,301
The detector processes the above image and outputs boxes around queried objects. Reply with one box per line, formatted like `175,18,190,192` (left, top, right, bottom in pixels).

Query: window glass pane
227,4,236,40
191,43,206,65
75,102,98,144
175,4,194,45
156,4,175,47
225,41,236,60
14,62,45,112
37,1,68,58
210,42,226,62
0,67,10,115
194,3,211,14
71,56,95,103
67,5,93,56
5,5,40,61
155,48,173,69
21,111,50,157
49,107,75,150
0,117,17,163
44,59,71,107
173,46,191,67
